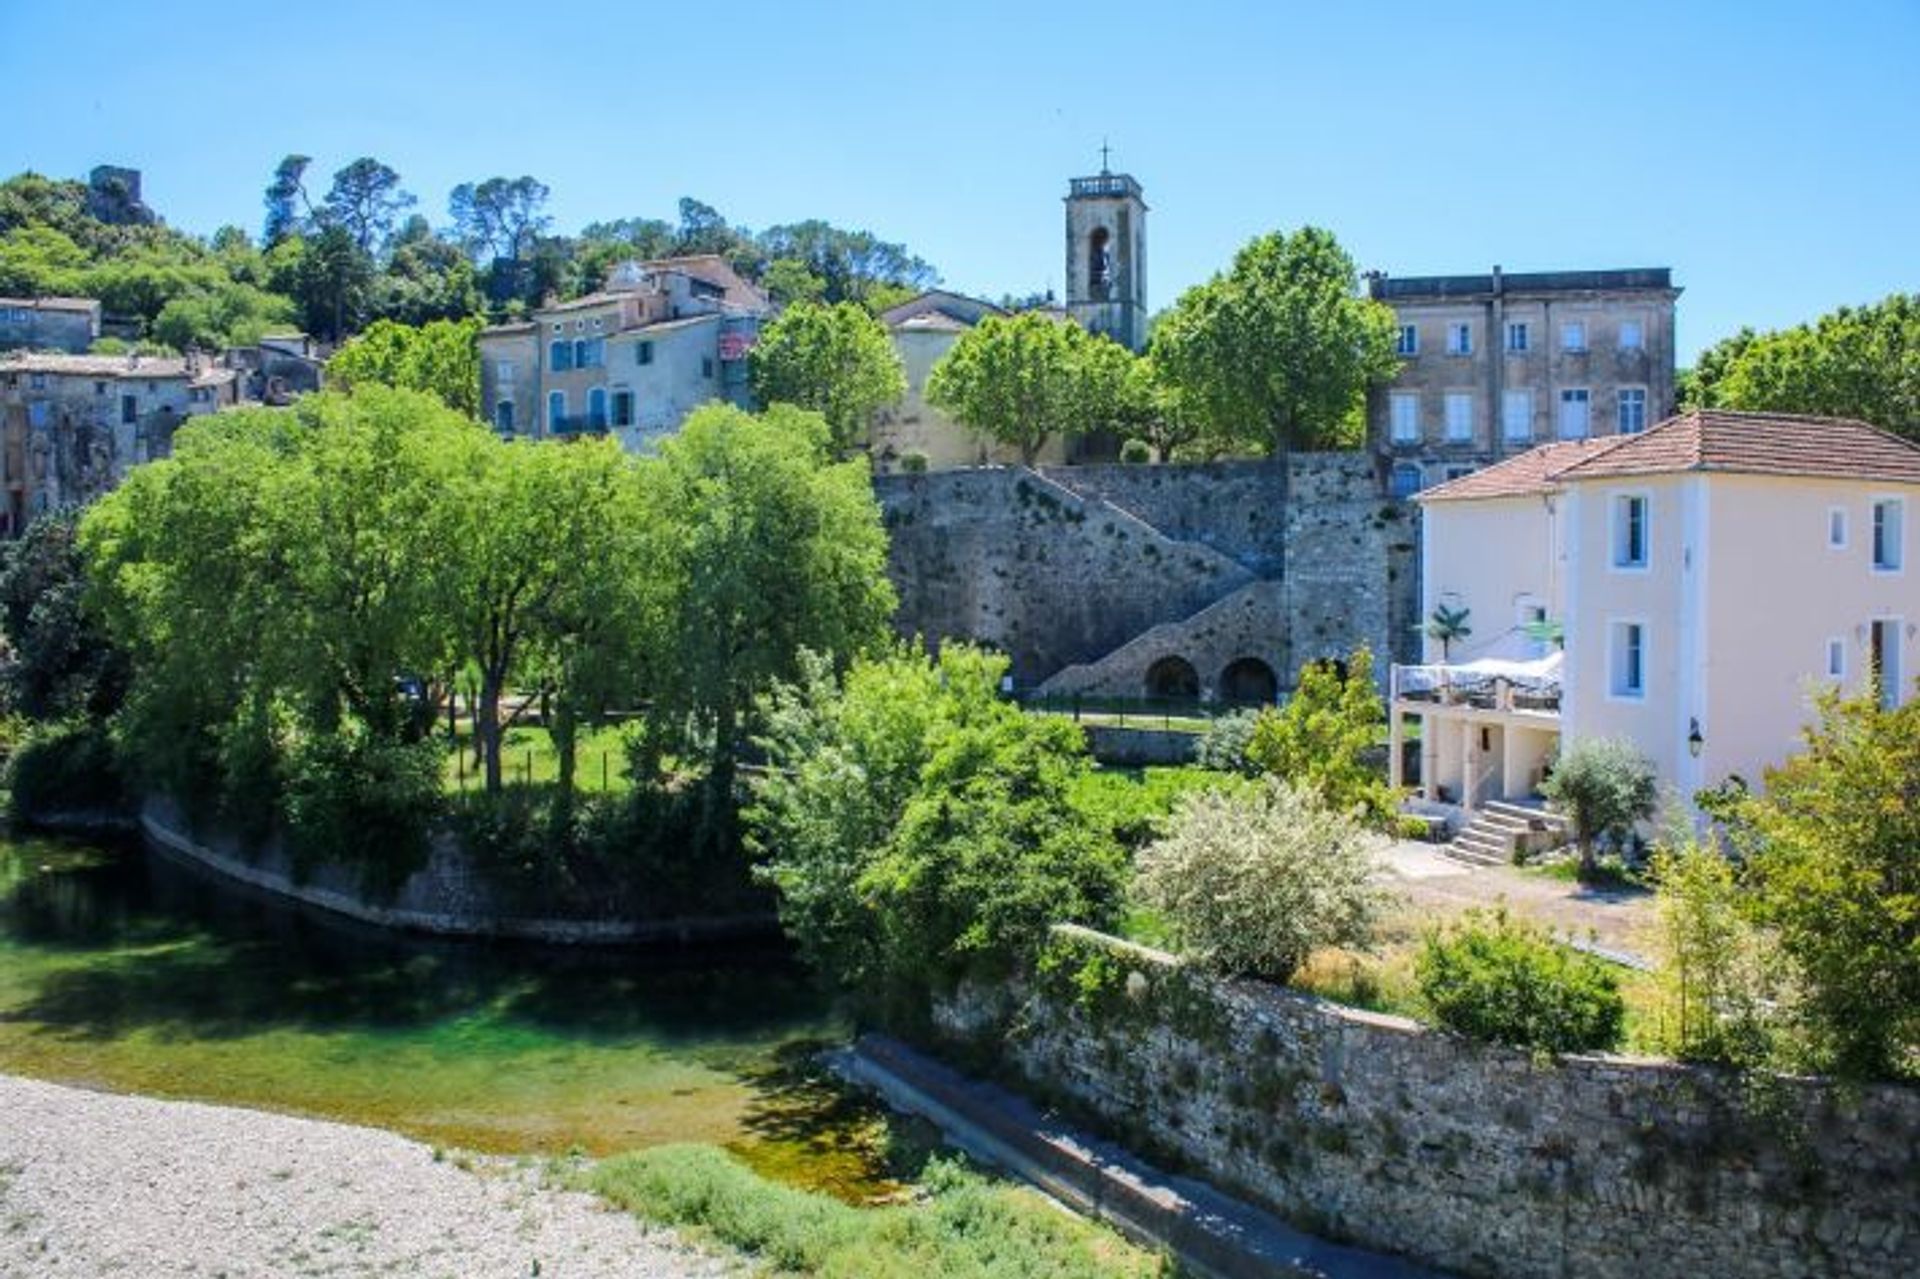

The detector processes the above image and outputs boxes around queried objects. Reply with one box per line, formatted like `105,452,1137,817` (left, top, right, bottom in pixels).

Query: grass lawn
440,721,635,795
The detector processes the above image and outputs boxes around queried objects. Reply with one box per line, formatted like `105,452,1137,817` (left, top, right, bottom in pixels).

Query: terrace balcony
1390,654,1562,719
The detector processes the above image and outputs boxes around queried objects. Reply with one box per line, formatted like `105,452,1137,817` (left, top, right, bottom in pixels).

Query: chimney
1492,264,1504,295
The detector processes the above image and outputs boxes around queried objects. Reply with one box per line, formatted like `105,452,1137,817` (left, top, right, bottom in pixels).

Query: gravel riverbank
0,1074,729,1277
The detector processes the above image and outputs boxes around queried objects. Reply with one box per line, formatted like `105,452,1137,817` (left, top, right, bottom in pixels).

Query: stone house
1368,267,1679,498
478,255,767,452
0,297,103,354
1391,410,1919,829
0,350,241,535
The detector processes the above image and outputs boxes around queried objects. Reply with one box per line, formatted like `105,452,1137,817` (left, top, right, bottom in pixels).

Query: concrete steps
1440,801,1568,869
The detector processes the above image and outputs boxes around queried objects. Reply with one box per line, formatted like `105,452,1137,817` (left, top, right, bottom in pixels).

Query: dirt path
0,1074,728,1278
1378,841,1657,963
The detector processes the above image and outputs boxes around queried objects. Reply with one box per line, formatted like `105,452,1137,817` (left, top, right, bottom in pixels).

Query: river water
0,830,898,1199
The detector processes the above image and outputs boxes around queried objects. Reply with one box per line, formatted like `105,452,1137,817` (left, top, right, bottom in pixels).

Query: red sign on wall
718,333,756,361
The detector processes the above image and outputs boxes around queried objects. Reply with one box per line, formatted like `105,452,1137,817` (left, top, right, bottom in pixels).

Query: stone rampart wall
933,925,1919,1279
138,797,773,945
875,456,1418,695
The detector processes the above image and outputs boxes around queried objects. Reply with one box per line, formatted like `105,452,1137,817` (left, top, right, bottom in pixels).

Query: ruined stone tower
1064,156,1147,352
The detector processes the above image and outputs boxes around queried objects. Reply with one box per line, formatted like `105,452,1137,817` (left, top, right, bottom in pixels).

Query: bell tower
1064,148,1147,351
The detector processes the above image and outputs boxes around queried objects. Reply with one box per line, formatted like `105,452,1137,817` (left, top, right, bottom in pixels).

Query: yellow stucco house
1391,410,1919,846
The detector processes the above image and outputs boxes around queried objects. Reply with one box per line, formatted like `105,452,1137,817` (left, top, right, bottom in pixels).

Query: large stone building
1366,267,1679,497
0,297,102,354
477,255,767,451
0,350,241,535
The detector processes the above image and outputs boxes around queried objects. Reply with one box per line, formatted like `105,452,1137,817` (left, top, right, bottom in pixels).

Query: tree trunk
1577,831,1597,880
550,696,578,830
479,671,504,794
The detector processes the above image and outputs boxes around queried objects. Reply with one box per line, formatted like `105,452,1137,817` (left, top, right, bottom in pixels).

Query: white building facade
1392,411,1920,820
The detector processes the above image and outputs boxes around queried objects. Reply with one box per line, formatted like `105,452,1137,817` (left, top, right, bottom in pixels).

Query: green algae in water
0,832,902,1201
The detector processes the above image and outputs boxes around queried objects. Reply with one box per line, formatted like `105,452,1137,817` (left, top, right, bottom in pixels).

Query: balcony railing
1391,662,1561,715
548,414,610,436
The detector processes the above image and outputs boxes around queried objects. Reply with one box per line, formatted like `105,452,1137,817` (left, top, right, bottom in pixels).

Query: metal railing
1391,664,1561,714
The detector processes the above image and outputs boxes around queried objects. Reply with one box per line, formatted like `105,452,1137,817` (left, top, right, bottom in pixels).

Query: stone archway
1219,657,1278,706
1143,655,1200,701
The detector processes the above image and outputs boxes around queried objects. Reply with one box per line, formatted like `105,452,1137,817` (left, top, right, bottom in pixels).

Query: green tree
448,176,552,264
750,643,1127,1001
323,157,416,256
0,225,88,296
1701,295,1920,440
651,404,896,806
0,510,127,720
151,281,297,351
1244,646,1394,826
761,257,827,306
926,312,1135,464
1540,737,1658,880
1137,779,1387,980
292,224,374,341
748,301,906,453
1149,227,1399,458
263,155,315,245
327,317,484,417
1738,689,1920,1079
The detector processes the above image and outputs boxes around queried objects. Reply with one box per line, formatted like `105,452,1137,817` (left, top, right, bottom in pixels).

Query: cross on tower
1099,139,1111,173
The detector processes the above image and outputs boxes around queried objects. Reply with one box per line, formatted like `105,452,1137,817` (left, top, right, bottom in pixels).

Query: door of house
1871,619,1902,710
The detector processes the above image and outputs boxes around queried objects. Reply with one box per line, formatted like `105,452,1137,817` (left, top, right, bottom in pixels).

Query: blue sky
4,0,1916,361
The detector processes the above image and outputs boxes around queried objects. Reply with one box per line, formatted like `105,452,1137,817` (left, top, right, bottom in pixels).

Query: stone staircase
1442,801,1570,869
1032,579,1286,700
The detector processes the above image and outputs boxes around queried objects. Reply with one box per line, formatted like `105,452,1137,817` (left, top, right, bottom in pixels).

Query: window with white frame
1506,321,1529,352
1446,322,1472,355
1618,387,1647,434
1561,321,1587,352
1618,320,1644,350
1873,499,1905,571
1389,393,1420,444
573,338,605,369
588,386,608,428
1444,392,1474,442
1613,494,1649,568
1395,324,1418,356
495,362,514,382
1502,389,1533,442
1827,637,1846,681
1610,621,1646,698
549,340,572,372
1558,388,1590,438
1828,507,1848,549
635,341,654,366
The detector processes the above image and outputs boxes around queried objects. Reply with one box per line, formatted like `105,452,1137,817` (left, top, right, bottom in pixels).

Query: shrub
1540,737,1658,880
6,720,127,819
1136,778,1388,981
281,729,442,896
1648,830,1780,1068
1244,645,1395,826
1194,708,1261,775
1066,765,1235,851
1416,908,1625,1054
1119,438,1152,465
899,450,930,474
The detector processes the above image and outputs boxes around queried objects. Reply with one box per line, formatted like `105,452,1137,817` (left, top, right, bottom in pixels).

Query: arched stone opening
1144,655,1200,701
1219,657,1278,706
1088,227,1112,299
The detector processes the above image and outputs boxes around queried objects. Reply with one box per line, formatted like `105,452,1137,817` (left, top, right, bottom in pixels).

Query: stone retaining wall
139,797,774,945
932,925,1919,1279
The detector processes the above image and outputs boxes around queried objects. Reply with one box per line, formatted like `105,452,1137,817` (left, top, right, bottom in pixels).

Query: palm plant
1418,604,1473,661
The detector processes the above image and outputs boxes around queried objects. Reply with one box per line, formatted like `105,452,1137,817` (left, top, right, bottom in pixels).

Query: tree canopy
1683,294,1918,440
326,317,484,417
926,312,1138,464
1150,227,1400,455
748,301,906,453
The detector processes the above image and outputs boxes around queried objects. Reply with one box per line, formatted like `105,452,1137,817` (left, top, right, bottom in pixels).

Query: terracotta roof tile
1415,439,1628,502
1552,410,1920,485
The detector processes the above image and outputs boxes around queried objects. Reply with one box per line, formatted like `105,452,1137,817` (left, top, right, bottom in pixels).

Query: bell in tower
1063,147,1148,352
